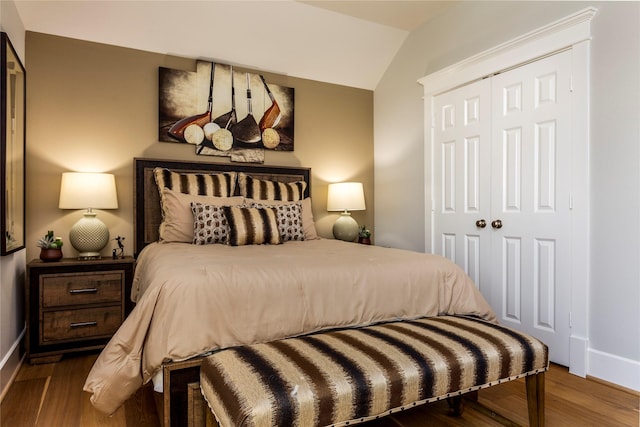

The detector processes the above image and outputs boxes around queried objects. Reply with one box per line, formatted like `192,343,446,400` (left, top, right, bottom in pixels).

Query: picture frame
159,60,295,164
1,33,26,255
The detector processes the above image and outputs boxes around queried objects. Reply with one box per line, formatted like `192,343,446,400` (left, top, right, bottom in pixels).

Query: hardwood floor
1,352,638,427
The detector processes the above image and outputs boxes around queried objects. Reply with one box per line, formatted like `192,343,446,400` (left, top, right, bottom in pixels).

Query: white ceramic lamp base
333,211,359,242
69,211,110,259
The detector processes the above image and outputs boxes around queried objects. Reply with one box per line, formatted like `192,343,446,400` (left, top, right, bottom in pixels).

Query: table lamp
327,182,365,242
59,172,118,259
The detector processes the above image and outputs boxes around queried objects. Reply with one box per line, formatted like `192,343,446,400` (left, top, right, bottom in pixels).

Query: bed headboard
134,158,311,256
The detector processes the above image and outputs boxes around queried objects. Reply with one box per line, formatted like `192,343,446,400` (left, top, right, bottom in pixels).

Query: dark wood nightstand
25,257,135,364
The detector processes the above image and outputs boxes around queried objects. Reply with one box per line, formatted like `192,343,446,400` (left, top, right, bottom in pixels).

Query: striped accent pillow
250,202,305,242
238,173,306,201
154,168,236,197
223,206,282,246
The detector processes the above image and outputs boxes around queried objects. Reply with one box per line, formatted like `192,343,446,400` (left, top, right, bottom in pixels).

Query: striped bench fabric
200,315,549,427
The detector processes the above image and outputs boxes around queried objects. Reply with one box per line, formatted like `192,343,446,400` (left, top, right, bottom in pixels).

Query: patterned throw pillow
154,168,236,197
223,206,282,246
237,173,306,201
191,203,230,245
251,202,305,242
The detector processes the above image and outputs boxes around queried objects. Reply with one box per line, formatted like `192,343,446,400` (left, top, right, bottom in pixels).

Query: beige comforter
83,239,495,415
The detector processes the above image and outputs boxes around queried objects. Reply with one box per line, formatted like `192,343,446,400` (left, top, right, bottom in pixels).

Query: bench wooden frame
153,357,204,427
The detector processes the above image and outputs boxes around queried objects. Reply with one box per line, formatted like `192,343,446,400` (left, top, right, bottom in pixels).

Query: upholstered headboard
134,158,311,256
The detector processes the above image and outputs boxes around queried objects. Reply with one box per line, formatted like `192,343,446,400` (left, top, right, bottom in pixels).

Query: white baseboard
588,348,640,392
0,327,25,403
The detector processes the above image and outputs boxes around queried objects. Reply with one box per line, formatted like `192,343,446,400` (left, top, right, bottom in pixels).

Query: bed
83,158,499,424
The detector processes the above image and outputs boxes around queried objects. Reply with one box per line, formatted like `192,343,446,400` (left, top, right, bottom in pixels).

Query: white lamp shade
327,182,365,212
59,172,118,209
59,172,118,259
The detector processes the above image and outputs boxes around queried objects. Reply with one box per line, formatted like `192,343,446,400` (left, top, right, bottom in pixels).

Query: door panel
491,51,572,365
503,236,522,322
534,238,556,331
503,127,522,211
433,78,492,292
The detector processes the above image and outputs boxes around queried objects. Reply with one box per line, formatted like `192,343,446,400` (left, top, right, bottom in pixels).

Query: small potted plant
358,225,371,245
37,230,63,262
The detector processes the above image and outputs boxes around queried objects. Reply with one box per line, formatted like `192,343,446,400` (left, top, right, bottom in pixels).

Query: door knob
475,219,487,228
491,219,503,229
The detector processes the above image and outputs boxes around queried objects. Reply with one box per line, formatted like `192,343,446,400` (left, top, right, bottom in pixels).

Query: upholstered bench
200,315,548,427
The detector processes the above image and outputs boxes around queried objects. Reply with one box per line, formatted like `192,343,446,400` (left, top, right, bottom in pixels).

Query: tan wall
25,32,374,261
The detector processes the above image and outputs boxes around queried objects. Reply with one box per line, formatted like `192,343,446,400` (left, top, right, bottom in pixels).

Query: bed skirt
200,315,548,427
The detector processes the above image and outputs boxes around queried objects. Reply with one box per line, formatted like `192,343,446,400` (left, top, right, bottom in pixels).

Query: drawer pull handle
69,288,98,294
70,321,98,328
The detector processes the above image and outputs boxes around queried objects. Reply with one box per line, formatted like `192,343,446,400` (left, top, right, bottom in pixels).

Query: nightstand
25,257,135,364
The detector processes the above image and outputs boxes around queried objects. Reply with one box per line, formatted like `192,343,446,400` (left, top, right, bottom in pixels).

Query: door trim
417,7,596,95
419,7,595,376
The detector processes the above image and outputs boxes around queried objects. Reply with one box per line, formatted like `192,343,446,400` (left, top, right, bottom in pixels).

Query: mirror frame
1,32,26,255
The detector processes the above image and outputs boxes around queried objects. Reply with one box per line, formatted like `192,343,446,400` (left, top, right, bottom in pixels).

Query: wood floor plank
548,378,638,424
478,387,529,426
386,400,500,427
1,377,46,426
545,365,638,427
2,355,638,427
122,384,161,426
14,362,55,383
35,353,99,426
80,387,126,427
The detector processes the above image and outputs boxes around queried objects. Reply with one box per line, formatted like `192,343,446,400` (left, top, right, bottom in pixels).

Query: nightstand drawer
41,306,122,343
41,271,123,308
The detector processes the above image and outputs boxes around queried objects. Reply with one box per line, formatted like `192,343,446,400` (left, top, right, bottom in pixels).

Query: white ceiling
13,0,455,90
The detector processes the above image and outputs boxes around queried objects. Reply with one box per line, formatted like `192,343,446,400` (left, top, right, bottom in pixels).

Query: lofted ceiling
13,0,455,90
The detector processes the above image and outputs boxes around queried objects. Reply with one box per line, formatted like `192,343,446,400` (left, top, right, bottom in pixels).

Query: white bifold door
432,50,572,366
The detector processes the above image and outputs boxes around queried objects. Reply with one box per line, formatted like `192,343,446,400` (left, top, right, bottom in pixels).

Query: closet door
432,50,572,365
491,50,572,365
432,78,492,294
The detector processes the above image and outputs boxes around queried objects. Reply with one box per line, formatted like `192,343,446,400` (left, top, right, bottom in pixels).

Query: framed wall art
159,60,294,164
1,32,26,255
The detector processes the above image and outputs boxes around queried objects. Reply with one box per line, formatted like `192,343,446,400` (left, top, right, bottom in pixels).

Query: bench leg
187,382,206,427
447,395,465,416
525,372,545,427
187,381,219,427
